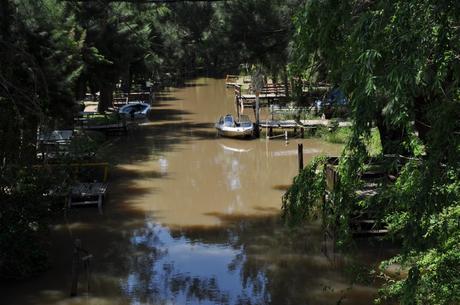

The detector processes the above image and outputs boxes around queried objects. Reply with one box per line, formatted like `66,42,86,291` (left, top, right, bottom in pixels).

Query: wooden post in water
301,127,305,138
254,93,260,138
70,239,82,297
251,68,264,139
235,96,239,119
298,143,304,173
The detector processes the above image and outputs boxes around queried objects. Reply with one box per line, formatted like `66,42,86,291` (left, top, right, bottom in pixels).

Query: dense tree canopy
285,1,460,304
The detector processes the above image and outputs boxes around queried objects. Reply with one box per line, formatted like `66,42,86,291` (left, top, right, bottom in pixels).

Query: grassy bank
315,126,382,156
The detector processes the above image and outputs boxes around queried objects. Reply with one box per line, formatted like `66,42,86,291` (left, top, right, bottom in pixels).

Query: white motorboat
215,114,254,138
118,102,151,119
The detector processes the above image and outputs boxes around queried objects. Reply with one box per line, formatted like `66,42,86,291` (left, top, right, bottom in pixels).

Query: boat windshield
238,115,252,127
223,115,234,127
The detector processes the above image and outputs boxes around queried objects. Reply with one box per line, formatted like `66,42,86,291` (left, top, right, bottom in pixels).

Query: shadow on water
148,107,193,122
153,95,182,102
103,120,217,166
174,82,209,88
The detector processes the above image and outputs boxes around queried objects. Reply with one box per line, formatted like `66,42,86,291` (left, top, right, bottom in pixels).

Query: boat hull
216,126,254,138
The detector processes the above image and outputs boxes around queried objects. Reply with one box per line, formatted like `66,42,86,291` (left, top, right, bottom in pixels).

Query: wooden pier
258,119,351,138
234,83,288,113
67,161,109,213
112,91,152,107
324,157,390,238
68,182,108,212
74,112,133,134
37,129,74,160
225,74,240,87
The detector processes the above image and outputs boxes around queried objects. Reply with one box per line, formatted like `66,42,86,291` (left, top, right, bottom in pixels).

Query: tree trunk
0,0,11,41
98,82,114,113
0,105,20,165
20,114,38,164
413,95,430,145
75,75,87,101
375,113,409,156
283,65,289,98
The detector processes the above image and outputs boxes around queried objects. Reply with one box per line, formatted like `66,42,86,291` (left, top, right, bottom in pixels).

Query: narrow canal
1,78,389,305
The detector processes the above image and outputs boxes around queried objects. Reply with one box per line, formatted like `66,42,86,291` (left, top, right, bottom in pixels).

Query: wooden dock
74,112,135,134
68,182,108,212
257,119,352,138
225,74,240,87
259,119,351,130
82,122,128,133
112,91,152,107
259,119,298,128
234,83,288,113
324,158,390,238
37,129,74,160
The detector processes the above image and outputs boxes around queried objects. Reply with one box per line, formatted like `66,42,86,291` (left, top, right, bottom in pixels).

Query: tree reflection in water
121,214,384,305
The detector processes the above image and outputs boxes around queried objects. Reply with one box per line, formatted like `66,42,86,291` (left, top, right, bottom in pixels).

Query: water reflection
124,220,267,305
120,213,385,305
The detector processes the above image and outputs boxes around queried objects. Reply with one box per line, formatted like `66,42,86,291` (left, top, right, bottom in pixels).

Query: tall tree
69,1,153,111
0,0,83,279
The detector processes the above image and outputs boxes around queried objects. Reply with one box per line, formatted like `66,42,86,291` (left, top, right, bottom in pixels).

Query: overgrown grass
314,126,382,155
316,126,351,144
273,110,318,121
86,113,121,126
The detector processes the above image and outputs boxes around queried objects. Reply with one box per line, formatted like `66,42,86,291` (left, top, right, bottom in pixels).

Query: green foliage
290,0,460,304
316,126,351,144
67,130,107,160
85,113,121,126
0,167,68,279
281,157,326,226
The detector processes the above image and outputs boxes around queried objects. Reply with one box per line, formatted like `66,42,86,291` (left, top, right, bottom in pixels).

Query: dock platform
68,182,108,212
259,119,351,129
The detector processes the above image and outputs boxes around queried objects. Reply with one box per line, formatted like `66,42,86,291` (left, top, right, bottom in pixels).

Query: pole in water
298,143,304,173
254,93,260,138
285,130,288,145
70,239,82,297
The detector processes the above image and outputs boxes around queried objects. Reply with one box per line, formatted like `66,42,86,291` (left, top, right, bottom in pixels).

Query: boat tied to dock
215,114,254,138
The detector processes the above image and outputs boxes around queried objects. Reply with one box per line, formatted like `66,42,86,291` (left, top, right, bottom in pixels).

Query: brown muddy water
1,78,392,305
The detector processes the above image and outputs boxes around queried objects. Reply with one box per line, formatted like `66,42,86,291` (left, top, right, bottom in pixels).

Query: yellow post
103,164,108,182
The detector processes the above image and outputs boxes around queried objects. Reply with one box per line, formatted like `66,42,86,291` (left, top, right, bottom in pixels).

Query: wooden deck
68,182,108,212
234,83,289,111
259,119,351,129
74,112,132,134
324,158,392,238
37,130,74,160
225,74,240,87
259,120,299,128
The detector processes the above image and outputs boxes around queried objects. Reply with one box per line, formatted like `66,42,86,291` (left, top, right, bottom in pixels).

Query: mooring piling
298,143,304,173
